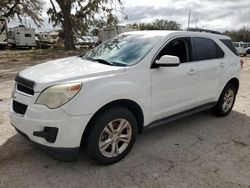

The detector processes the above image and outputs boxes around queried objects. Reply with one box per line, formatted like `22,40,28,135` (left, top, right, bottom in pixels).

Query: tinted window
221,39,239,56
156,38,191,63
193,37,221,61
25,33,32,37
217,45,225,58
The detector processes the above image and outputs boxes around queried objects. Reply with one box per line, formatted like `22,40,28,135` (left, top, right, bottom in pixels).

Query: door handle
187,69,197,75
220,62,225,67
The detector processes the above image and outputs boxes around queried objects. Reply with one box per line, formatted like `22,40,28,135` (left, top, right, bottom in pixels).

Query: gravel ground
0,50,250,188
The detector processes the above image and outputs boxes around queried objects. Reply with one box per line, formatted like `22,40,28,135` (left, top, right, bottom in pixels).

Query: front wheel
212,83,237,116
86,106,137,165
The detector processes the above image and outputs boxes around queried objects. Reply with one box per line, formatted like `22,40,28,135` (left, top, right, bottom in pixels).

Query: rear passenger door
192,37,225,105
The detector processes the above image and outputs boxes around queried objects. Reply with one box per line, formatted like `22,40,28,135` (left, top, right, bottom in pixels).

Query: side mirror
155,55,180,67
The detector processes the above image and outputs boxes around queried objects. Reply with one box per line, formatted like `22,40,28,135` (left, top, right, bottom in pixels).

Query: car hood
18,56,126,91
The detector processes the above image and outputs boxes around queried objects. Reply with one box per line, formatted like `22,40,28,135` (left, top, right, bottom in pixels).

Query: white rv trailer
38,31,59,44
8,25,36,48
98,25,138,43
0,18,8,48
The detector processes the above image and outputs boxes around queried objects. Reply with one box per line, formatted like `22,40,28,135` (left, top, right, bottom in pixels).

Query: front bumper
10,99,92,148
10,78,93,161
14,126,80,162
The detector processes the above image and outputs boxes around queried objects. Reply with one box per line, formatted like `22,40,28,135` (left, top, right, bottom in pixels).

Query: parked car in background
10,29,241,164
75,36,97,48
246,47,250,55
234,42,248,56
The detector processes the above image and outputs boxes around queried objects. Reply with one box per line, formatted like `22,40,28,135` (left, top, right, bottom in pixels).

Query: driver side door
151,37,198,121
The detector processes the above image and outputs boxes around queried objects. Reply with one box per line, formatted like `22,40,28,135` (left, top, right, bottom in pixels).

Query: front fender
61,69,151,125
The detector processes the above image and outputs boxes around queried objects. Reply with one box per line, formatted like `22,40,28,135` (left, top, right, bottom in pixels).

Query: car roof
123,30,231,40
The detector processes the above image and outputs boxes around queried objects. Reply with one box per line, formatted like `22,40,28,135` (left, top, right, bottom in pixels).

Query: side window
25,33,32,37
192,37,223,61
221,39,239,56
156,38,191,63
217,45,225,58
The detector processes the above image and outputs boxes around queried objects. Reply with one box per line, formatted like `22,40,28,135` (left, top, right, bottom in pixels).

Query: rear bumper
14,126,79,162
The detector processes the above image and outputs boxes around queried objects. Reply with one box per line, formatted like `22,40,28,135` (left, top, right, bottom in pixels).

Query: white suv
10,30,242,164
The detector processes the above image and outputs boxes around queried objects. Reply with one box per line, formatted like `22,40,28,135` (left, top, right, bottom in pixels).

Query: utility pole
195,19,198,28
188,10,191,28
24,16,27,27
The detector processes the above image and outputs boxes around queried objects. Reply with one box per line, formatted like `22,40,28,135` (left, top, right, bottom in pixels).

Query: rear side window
221,39,239,56
192,37,223,61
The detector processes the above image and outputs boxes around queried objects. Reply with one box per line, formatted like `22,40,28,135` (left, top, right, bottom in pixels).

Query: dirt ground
0,50,250,188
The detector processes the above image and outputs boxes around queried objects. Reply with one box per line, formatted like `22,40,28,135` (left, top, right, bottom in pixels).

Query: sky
9,0,250,32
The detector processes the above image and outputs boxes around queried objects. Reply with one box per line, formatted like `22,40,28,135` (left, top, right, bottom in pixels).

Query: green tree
139,19,181,31
47,0,123,50
0,0,43,26
224,27,250,42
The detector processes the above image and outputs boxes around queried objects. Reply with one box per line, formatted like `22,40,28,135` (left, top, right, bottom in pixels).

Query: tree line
2,1,248,50
132,19,181,31
224,27,250,42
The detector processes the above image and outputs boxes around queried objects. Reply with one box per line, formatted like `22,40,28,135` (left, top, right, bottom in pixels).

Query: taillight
240,59,244,69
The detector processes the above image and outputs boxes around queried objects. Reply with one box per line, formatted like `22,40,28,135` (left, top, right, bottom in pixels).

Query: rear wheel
212,83,237,116
86,106,137,165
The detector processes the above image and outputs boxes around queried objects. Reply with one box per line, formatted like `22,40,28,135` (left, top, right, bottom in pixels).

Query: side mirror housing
155,55,180,67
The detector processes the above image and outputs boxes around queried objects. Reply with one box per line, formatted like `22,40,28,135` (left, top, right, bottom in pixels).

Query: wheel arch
81,99,144,146
227,77,239,93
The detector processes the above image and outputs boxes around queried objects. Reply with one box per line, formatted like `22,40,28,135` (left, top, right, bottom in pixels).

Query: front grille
13,100,28,115
17,83,34,95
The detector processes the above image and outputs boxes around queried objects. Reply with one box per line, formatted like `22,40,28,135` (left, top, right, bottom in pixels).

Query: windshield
84,34,162,66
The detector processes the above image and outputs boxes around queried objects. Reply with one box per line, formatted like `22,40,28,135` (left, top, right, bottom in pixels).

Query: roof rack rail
186,28,223,35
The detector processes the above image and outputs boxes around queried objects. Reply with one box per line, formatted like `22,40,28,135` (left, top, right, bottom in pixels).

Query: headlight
36,83,82,109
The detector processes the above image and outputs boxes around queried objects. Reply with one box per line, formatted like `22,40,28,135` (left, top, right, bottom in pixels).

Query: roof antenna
188,10,191,29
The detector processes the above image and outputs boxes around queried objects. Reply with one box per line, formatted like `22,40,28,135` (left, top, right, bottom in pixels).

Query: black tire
212,83,237,117
86,106,137,165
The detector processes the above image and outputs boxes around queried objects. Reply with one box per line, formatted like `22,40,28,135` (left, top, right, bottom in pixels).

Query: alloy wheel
222,89,235,112
99,118,132,158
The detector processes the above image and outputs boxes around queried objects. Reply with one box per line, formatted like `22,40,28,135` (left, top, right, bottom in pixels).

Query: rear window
221,39,239,56
193,37,223,61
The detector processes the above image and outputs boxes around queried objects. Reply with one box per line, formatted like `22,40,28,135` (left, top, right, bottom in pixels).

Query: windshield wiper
83,56,95,61
85,57,127,67
93,58,114,66
112,61,128,67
